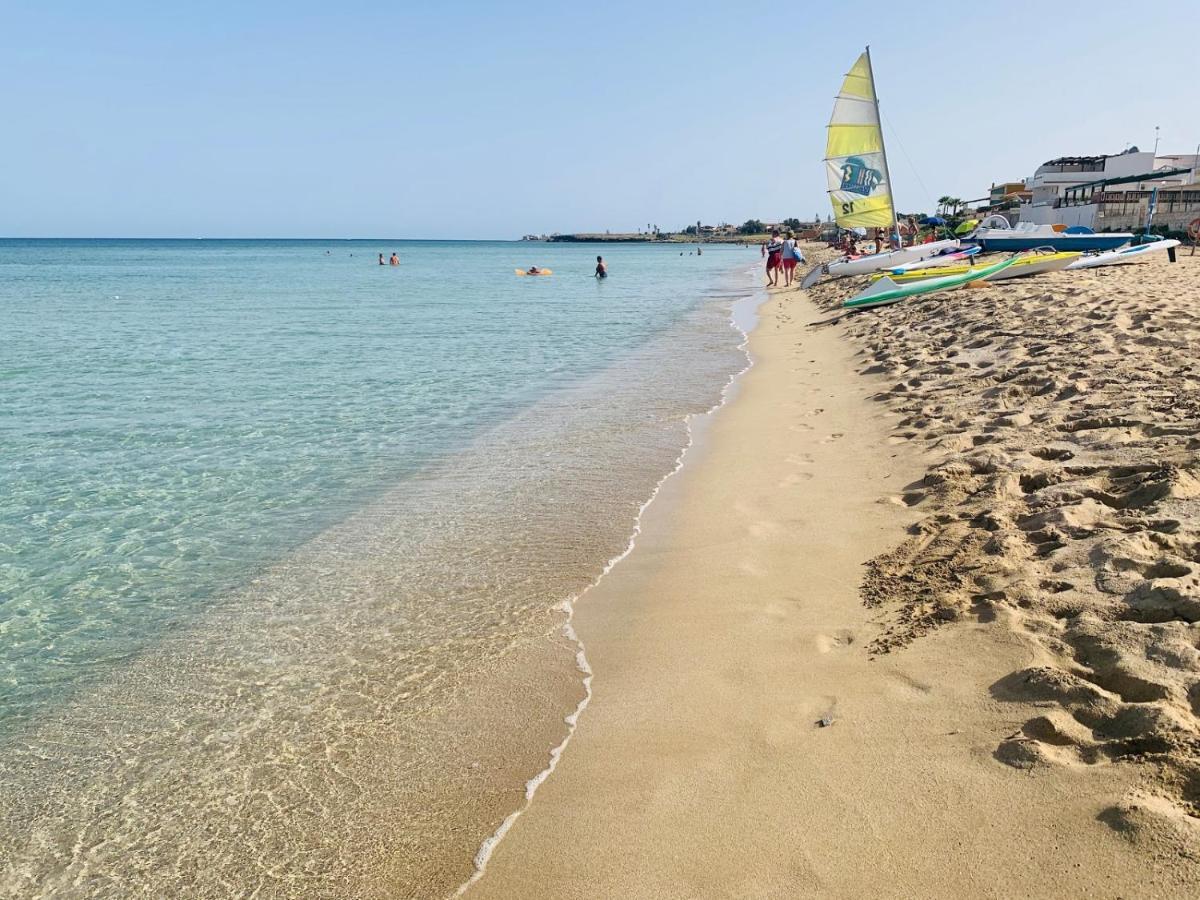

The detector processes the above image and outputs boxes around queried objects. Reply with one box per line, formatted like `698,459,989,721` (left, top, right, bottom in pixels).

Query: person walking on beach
780,231,803,287
389,252,399,266
765,230,784,287
595,255,607,278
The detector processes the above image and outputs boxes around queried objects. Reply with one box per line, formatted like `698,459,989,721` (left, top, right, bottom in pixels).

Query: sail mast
864,45,901,245
824,49,896,232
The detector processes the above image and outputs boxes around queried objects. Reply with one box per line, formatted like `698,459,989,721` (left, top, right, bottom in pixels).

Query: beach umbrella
954,218,979,235
919,216,946,226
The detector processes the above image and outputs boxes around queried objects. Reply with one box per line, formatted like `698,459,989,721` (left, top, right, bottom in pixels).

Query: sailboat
801,48,958,289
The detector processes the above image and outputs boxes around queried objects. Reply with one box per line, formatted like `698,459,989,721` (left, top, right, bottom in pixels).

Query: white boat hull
1066,239,1181,270
983,253,1077,280
802,239,959,288
888,247,981,273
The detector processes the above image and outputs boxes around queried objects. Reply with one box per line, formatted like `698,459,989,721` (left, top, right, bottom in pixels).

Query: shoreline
463,257,1197,897
454,265,769,895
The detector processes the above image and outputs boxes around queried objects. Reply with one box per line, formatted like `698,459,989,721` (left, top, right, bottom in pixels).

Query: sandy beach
463,250,1200,898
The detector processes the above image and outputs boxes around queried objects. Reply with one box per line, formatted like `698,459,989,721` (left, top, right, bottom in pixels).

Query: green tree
937,195,953,216
739,219,765,235
782,217,802,229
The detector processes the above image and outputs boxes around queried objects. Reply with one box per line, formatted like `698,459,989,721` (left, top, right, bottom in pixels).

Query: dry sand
464,250,1200,898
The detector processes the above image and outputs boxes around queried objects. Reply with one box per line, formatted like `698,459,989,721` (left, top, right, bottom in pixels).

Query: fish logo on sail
839,157,883,196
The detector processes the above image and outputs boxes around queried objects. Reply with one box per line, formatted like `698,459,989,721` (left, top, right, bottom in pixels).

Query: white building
1019,148,1198,228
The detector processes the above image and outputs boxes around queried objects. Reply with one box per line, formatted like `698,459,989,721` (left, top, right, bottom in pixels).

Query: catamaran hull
801,239,959,288
1066,239,1181,270
887,246,981,273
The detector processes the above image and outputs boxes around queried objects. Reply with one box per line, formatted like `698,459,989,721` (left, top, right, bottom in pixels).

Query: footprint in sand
820,432,845,444
789,422,815,433
759,599,801,623
878,493,924,508
747,519,782,539
786,453,815,467
780,471,814,487
885,671,934,701
814,629,856,653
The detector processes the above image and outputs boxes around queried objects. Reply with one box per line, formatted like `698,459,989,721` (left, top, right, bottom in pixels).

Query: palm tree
937,195,953,216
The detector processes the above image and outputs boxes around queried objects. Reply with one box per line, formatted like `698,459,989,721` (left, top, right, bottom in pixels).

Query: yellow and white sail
825,50,895,229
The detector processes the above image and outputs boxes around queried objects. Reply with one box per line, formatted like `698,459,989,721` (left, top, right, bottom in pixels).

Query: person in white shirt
779,231,805,287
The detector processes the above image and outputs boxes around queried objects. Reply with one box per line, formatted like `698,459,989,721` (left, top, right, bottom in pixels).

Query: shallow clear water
1,239,760,895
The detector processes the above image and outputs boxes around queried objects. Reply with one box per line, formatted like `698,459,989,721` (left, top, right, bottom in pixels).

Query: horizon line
0,236,531,242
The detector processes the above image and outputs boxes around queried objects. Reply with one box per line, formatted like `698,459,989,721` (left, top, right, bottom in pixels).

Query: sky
1,1,1192,238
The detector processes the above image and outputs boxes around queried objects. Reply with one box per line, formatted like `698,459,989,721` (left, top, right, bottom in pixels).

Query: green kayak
842,254,1020,310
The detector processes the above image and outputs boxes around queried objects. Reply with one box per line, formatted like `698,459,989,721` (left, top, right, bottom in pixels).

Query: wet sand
464,253,1199,898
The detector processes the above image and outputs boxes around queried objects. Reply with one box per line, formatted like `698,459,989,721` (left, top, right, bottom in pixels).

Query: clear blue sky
1,1,1189,238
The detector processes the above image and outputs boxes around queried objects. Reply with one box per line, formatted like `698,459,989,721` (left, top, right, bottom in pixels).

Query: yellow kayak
868,251,1080,284
515,268,553,276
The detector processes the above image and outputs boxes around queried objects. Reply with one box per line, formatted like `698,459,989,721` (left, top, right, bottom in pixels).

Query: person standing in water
378,253,385,266
594,255,607,278
389,252,399,266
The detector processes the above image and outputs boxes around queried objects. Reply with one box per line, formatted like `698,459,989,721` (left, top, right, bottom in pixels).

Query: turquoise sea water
0,238,759,894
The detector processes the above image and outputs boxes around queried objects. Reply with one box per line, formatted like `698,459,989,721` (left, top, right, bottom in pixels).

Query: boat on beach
966,216,1132,252
1065,238,1181,270
843,254,1021,310
801,238,961,288
887,244,981,273
871,249,1079,283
